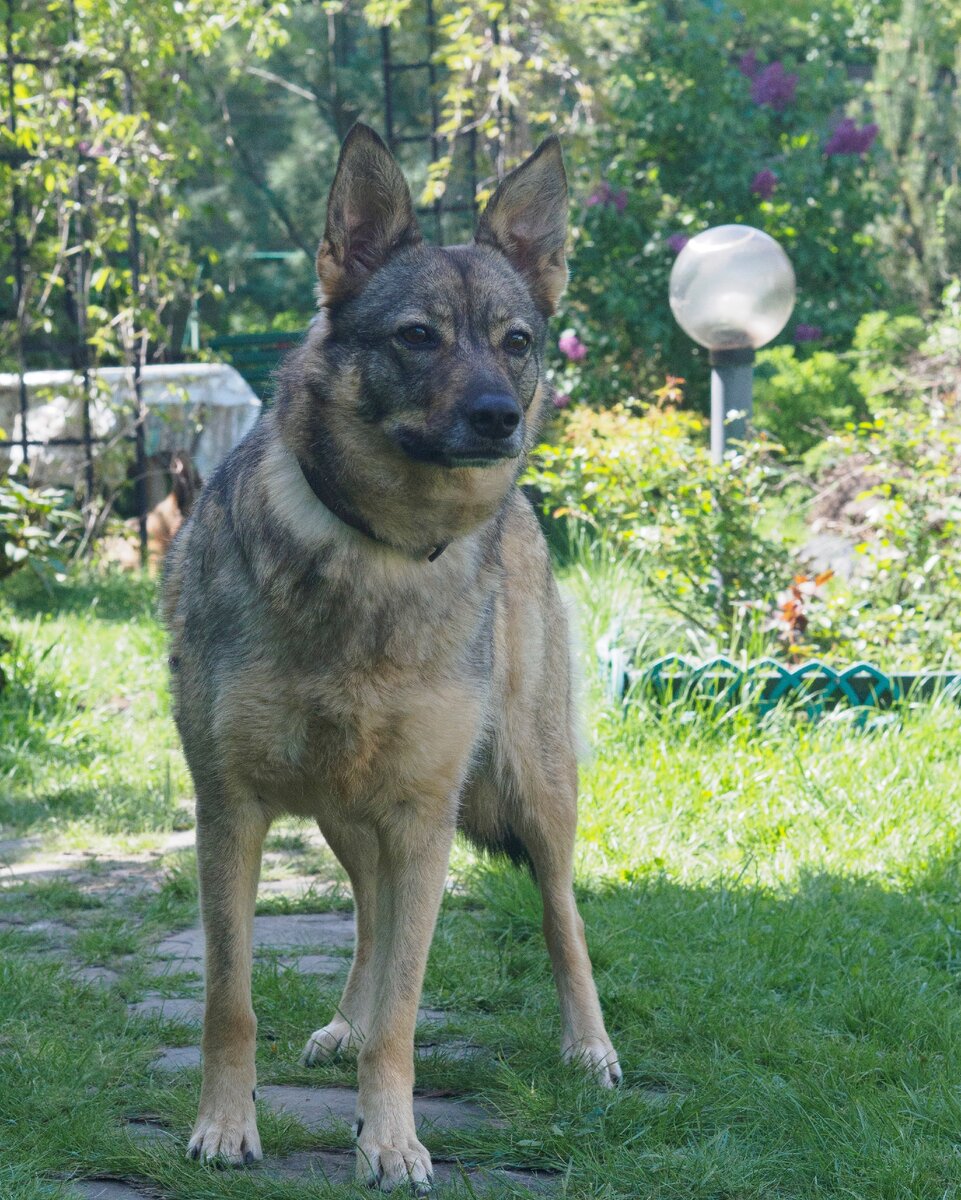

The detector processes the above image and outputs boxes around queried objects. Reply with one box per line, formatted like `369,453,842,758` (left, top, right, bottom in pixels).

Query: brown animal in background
163,124,620,1194
103,451,203,570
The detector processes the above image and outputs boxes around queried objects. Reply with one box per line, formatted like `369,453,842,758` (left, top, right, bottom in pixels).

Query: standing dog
163,123,620,1194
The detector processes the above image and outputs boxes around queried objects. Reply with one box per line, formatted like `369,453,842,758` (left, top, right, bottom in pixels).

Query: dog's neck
296,454,447,562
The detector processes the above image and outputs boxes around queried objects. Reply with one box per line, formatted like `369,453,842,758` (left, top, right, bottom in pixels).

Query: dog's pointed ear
474,137,569,315
316,123,421,304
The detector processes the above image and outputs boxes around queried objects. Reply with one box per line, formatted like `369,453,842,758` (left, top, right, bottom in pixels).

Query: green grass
2,563,961,1198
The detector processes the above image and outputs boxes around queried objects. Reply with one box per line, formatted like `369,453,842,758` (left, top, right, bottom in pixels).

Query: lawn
2,562,961,1199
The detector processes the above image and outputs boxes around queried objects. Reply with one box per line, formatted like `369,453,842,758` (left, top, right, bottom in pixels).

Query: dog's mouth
392,427,523,469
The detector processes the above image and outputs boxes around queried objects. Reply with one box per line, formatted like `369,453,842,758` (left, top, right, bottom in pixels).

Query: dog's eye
505,329,532,355
397,324,434,347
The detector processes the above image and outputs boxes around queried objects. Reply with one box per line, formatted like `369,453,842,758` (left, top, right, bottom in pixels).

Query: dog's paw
355,1124,433,1194
563,1035,622,1089
300,1018,361,1066
187,1100,262,1167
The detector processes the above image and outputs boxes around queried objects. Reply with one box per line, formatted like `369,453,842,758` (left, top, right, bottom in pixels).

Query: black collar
297,457,447,562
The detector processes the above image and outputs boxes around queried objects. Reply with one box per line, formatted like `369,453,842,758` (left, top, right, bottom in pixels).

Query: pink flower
751,169,778,200
586,180,628,213
667,233,690,254
558,330,587,361
824,118,878,157
794,323,823,343
553,391,571,409
751,62,798,111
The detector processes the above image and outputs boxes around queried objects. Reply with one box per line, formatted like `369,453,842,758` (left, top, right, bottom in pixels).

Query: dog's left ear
474,137,569,315
317,123,422,304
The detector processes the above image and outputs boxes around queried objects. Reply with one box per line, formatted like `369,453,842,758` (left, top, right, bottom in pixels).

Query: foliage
0,474,78,581
871,0,961,309
849,308,928,411
558,2,888,405
526,403,792,642
754,345,865,456
802,400,961,668
0,0,287,374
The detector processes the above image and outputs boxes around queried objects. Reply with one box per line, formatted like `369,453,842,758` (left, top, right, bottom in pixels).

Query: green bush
851,309,927,413
525,403,793,643
802,401,961,668
0,475,78,582
754,345,866,456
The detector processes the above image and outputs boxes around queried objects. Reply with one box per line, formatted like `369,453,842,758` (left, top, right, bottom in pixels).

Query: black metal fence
2,0,488,549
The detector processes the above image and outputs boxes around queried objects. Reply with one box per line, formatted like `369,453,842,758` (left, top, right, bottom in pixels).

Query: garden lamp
669,225,795,462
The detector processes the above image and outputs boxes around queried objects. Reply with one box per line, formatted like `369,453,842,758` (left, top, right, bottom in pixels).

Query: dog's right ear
316,123,421,305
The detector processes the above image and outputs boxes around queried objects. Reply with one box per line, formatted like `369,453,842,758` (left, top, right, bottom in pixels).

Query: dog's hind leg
516,754,622,1088
301,817,378,1065
188,791,269,1165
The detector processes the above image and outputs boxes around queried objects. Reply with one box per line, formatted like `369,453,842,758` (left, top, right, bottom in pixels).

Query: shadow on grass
3,564,158,623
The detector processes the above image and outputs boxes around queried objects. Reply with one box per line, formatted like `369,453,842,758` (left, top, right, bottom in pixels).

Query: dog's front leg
355,810,454,1195
188,793,268,1165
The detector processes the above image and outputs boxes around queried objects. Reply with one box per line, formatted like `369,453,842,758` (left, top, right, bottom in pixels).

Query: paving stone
150,912,355,966
128,995,203,1023
69,1183,149,1200
124,1120,177,1143
273,1150,555,1193
418,1007,449,1025
144,957,202,979
416,1039,486,1062
150,1044,202,1071
71,965,120,986
278,953,345,975
259,1084,490,1133
23,918,76,947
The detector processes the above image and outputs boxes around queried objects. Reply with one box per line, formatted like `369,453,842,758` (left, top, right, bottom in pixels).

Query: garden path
1,827,554,1198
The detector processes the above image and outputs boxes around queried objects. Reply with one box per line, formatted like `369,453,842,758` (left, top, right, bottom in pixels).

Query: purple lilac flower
586,180,628,212
666,233,690,254
558,330,587,362
751,62,798,111
794,324,823,343
738,49,759,79
751,169,778,200
824,118,878,157
553,391,572,409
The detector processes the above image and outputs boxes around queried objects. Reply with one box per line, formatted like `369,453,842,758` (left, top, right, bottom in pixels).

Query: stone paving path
2,830,553,1198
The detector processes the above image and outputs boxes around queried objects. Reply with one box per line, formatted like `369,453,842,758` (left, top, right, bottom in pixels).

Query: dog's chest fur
167,428,501,819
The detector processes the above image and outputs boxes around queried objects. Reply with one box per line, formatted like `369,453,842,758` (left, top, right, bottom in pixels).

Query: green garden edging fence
604,649,961,717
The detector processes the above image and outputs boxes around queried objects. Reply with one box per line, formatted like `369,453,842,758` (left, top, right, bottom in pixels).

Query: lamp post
669,225,796,462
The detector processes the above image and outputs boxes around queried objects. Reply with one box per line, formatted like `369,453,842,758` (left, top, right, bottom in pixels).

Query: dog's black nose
467,393,521,441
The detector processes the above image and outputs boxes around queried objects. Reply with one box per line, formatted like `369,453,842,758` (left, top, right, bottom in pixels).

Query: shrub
526,403,793,642
803,400,961,667
0,474,78,581
754,345,865,457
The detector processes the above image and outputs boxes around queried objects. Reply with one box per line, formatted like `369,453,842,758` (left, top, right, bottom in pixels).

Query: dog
163,123,620,1194
103,451,203,571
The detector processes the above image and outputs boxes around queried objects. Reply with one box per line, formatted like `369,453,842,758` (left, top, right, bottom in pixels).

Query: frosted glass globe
669,225,796,352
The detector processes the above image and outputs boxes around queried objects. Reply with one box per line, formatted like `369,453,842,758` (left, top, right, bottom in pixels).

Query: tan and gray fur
163,123,620,1194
